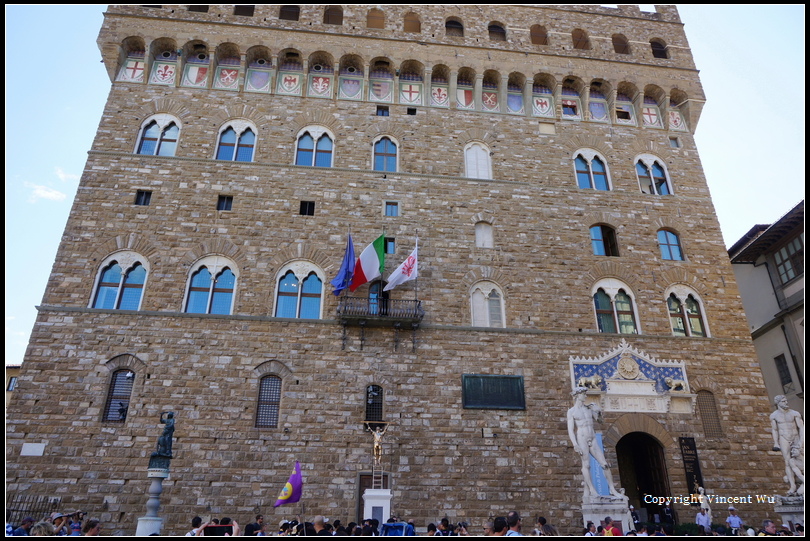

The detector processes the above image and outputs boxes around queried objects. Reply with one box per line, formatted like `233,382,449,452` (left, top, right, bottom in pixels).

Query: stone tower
6,5,783,535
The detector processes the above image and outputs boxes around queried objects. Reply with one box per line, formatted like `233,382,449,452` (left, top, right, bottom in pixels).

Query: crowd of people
6,508,804,536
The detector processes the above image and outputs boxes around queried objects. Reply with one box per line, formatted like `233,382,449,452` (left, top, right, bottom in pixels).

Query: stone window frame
470,280,506,328
182,255,239,315
100,354,145,424
215,120,258,162
365,384,384,422
475,221,494,249
635,154,673,195
256,375,283,428
273,260,326,319
278,5,300,21
665,285,709,338
89,250,151,311
135,113,181,156
464,141,493,180
591,278,641,335
371,135,399,172
696,390,723,437
295,126,335,168
573,149,611,191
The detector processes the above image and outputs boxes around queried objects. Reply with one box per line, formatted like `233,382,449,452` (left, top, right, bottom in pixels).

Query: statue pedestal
135,467,169,536
582,497,633,535
775,495,804,531
362,488,392,525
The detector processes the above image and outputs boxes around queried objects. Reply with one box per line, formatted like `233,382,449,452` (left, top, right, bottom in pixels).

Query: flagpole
415,233,419,301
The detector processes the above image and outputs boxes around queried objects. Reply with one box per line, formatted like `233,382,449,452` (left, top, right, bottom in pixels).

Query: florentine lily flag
330,234,355,296
273,461,303,507
383,240,418,291
349,235,385,292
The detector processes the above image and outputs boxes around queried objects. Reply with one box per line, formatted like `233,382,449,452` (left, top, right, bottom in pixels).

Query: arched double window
91,252,149,310
256,375,282,428
636,156,672,195
657,229,684,261
373,137,398,172
136,114,180,156
592,280,639,334
216,123,256,162
471,281,505,328
464,142,492,179
666,288,708,337
574,151,610,190
275,263,325,319
184,256,238,315
295,127,334,167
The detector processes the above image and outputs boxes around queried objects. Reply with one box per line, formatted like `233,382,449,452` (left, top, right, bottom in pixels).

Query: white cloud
25,182,67,203
55,167,80,183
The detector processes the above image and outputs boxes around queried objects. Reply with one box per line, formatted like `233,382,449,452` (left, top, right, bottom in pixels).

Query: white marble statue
770,395,804,495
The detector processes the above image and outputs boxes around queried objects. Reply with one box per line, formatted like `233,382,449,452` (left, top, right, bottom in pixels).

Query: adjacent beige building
6,5,784,535
729,201,804,414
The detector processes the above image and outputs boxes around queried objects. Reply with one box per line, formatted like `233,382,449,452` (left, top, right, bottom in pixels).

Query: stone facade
6,5,783,535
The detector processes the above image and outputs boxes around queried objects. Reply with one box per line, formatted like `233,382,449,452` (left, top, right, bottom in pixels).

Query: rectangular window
7,376,18,391
462,374,525,410
616,108,631,120
407,108,417,116
668,136,681,148
233,5,255,16
300,201,315,216
384,201,399,217
774,236,804,284
384,237,395,254
376,105,389,116
774,354,794,394
217,195,233,211
134,190,152,206
188,5,209,12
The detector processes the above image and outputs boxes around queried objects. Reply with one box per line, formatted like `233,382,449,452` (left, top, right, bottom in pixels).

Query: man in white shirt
696,508,712,532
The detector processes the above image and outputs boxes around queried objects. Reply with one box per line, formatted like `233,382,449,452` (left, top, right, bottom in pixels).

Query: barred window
696,390,723,438
103,369,135,422
365,385,384,422
256,375,282,428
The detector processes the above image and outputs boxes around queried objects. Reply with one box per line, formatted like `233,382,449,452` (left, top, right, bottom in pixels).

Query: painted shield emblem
310,76,331,96
482,91,498,110
151,62,176,84
400,84,421,104
431,86,449,106
457,88,474,108
183,65,208,86
669,111,683,129
371,81,391,101
533,97,552,116
642,106,660,126
340,78,362,99
217,68,238,88
280,73,301,93
119,59,144,82
246,70,270,92
507,93,523,113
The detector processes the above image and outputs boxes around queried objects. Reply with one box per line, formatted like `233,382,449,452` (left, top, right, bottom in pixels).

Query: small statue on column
152,411,176,458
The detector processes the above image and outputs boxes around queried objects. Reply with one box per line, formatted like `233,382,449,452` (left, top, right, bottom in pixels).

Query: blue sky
4,5,805,367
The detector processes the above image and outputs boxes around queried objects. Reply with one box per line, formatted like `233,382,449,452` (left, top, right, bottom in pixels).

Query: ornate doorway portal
617,432,671,524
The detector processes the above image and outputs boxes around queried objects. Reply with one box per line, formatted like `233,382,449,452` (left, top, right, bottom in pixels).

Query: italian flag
349,235,385,292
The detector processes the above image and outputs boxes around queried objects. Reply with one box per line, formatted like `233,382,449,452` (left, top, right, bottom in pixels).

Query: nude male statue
371,425,388,465
770,395,804,494
567,387,625,499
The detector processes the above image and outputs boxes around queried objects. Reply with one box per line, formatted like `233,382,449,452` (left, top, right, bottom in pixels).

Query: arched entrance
616,432,671,523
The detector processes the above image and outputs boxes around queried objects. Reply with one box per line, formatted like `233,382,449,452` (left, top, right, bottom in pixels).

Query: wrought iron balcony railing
336,296,424,325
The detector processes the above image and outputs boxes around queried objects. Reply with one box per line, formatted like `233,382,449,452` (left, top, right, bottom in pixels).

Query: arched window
256,375,282,428
367,8,385,29
216,125,256,162
324,6,343,25
657,229,684,261
488,23,506,41
465,142,492,179
574,152,610,190
136,116,180,156
696,390,723,437
446,19,464,37
590,225,619,257
404,12,421,33
365,384,384,422
275,264,324,319
667,290,707,337
612,34,630,54
572,29,590,50
636,158,671,195
530,25,548,45
471,281,505,328
593,286,638,334
475,221,494,248
650,39,669,59
296,128,333,167
279,5,300,21
373,137,397,172
91,252,149,310
185,257,237,315
102,369,135,422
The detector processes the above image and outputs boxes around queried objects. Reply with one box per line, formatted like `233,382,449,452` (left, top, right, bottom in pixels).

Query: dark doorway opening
616,431,672,524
